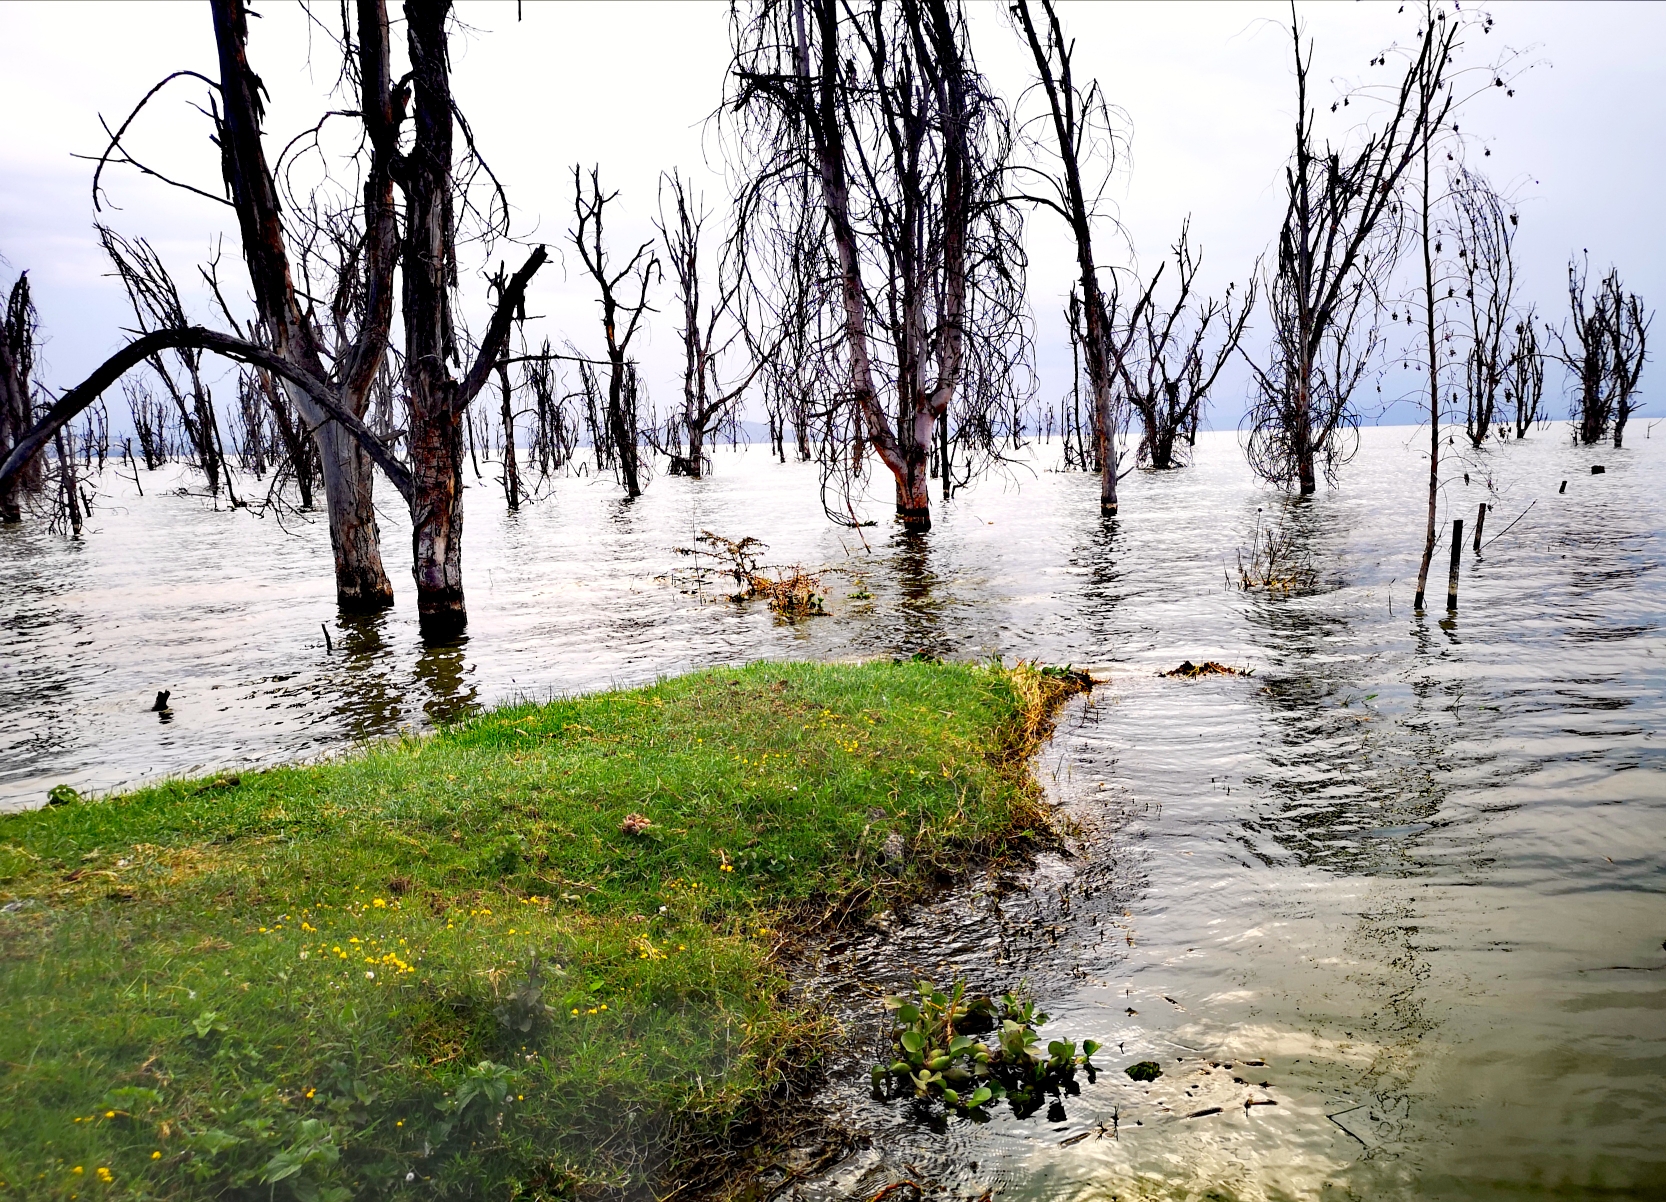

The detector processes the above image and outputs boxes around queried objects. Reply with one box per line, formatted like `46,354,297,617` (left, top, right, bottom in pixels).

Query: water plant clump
1235,515,1319,593
871,978,1100,1118
674,529,827,617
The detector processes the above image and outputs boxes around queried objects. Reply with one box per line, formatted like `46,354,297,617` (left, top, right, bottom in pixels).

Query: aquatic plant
1235,514,1318,593
871,978,1099,1117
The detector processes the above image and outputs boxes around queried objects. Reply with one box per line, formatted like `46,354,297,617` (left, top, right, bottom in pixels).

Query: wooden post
1447,518,1463,612
1472,502,1487,553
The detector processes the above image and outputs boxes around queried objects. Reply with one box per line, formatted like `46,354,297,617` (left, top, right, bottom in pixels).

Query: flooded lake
3,426,1662,1197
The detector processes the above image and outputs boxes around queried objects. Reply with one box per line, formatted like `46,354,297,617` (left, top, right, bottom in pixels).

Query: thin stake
1472,502,1487,553
321,623,333,654
1447,518,1463,612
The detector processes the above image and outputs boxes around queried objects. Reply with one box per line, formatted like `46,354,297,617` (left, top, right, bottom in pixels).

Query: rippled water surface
3,426,1663,1198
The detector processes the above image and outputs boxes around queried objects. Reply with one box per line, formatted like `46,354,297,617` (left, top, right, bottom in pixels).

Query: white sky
2,0,1663,430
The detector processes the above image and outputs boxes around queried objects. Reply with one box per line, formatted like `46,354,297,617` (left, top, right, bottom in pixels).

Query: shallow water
3,426,1663,1198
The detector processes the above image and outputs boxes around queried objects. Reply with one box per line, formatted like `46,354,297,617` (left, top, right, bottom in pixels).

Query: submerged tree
728,0,1027,530
655,170,767,478
1504,312,1544,438
1555,263,1653,449
1012,0,1145,511
1605,274,1651,449
0,0,543,638
1448,169,1520,449
0,272,43,523
1407,5,1515,612
572,167,656,500
125,378,175,470
1119,222,1255,470
1248,5,1459,497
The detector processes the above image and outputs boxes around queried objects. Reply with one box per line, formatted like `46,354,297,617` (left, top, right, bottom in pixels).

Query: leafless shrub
1236,513,1318,593
675,530,826,617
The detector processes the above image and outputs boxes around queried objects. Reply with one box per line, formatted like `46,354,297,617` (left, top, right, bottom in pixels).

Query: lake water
2,425,1662,1198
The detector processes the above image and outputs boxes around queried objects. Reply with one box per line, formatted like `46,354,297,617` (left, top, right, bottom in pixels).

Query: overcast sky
3,0,1663,431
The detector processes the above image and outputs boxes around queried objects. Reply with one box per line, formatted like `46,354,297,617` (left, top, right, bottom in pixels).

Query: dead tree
1554,258,1615,446
395,0,546,635
728,0,1027,530
571,166,656,499
1554,263,1653,448
1449,169,1519,448
1119,222,1254,470
1505,312,1544,438
125,379,173,469
65,0,410,605
1604,271,1651,449
522,343,578,481
101,228,232,498
51,429,83,537
1012,0,1146,512
1248,5,1459,497
0,272,43,522
656,170,767,478
1,0,542,637
1408,5,1512,610
76,400,111,470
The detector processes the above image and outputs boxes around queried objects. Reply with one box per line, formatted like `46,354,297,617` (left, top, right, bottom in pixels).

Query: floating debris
1163,660,1251,679
1124,1060,1163,1082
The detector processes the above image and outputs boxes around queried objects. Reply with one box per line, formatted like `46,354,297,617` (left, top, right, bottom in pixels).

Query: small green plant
871,979,1099,1118
1124,1059,1163,1082
191,1010,229,1040
495,953,558,1035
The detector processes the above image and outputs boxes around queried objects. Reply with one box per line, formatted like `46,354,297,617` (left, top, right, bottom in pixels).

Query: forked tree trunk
212,0,395,610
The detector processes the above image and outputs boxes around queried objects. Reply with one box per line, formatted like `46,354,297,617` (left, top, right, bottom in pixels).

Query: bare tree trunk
1014,0,1127,516
53,429,82,537
0,273,41,523
1413,134,1440,612
497,361,521,509
211,0,395,611
401,0,467,635
408,400,467,634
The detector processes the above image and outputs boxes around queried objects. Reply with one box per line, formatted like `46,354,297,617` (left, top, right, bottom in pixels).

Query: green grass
0,659,1073,1201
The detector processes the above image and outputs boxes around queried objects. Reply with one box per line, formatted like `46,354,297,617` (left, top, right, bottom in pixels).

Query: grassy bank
0,660,1076,1200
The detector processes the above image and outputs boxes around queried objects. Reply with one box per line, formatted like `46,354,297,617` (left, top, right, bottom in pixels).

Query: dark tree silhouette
1118,221,1255,470
572,167,657,500
728,0,1027,529
0,272,43,523
1448,169,1520,449
1247,4,1459,498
